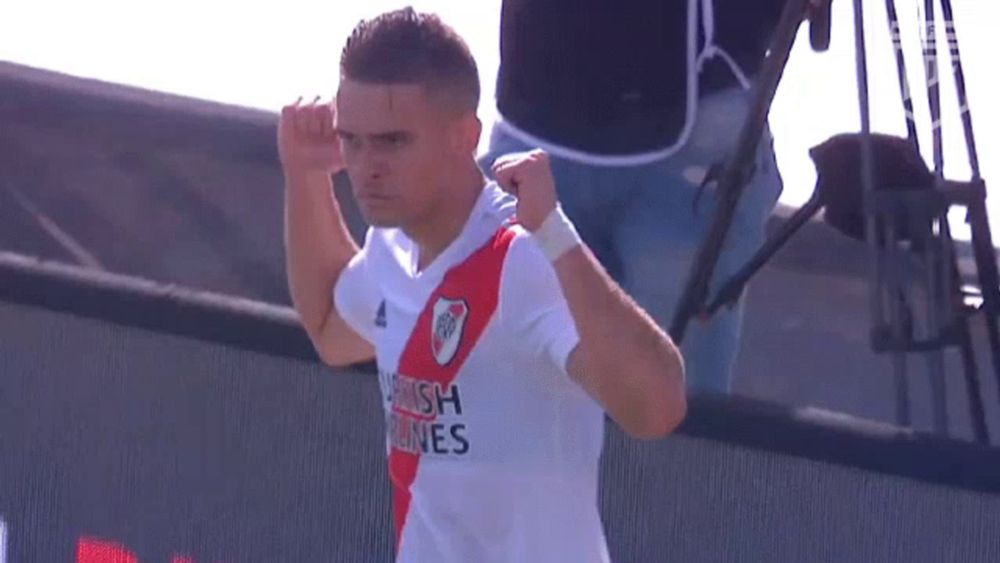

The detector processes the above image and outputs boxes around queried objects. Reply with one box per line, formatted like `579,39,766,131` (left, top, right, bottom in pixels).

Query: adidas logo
374,300,387,328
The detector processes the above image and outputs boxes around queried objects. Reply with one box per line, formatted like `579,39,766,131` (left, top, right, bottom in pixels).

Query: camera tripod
670,0,997,445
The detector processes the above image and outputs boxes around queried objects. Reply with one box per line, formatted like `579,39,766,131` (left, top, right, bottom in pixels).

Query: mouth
355,192,397,213
356,192,393,203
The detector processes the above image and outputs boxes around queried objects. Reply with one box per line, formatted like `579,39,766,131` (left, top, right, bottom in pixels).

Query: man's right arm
281,98,374,367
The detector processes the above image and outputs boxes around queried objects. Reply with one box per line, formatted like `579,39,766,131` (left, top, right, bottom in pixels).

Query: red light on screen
77,537,138,563
76,534,204,562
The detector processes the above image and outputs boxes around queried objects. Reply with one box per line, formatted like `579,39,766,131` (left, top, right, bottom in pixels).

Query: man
281,8,686,563
481,0,806,392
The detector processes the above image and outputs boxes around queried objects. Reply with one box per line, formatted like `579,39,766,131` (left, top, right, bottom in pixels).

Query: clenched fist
278,96,345,178
491,149,559,232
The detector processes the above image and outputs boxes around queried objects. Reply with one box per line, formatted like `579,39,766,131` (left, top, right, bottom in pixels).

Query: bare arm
554,245,686,439
280,98,374,367
493,150,686,440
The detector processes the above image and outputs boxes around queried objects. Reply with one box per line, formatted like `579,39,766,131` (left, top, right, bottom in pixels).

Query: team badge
431,298,469,366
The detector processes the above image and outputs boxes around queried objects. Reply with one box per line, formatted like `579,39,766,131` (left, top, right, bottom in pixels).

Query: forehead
336,79,435,133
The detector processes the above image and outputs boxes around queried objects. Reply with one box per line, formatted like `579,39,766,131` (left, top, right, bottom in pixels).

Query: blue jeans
479,87,783,393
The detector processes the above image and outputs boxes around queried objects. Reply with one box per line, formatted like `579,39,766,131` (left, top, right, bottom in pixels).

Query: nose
350,145,388,183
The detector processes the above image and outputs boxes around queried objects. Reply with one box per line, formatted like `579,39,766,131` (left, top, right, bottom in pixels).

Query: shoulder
503,224,549,270
500,225,563,306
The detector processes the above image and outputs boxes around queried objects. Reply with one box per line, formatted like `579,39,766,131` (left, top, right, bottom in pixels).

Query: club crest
431,298,469,366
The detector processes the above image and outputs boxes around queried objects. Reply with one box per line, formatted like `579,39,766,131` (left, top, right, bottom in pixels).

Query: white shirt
334,183,610,562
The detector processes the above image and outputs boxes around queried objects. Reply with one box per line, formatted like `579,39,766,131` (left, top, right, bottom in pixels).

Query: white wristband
532,205,582,262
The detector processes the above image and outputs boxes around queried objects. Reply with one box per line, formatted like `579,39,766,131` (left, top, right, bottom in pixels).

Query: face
335,79,476,229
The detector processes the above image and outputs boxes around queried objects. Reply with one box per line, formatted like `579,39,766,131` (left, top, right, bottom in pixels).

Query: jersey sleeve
332,228,382,345
499,231,581,375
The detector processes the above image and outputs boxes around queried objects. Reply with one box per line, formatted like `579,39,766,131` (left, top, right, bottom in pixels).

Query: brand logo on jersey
374,300,387,328
431,298,468,366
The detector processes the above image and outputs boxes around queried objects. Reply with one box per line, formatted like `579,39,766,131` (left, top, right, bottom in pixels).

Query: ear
449,112,482,155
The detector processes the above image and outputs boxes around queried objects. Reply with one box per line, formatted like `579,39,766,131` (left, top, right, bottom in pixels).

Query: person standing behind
482,0,802,393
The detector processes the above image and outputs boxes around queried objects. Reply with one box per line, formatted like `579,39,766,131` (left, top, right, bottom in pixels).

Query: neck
407,162,486,272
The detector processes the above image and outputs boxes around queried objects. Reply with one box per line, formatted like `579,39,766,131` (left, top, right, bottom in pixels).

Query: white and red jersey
334,183,610,562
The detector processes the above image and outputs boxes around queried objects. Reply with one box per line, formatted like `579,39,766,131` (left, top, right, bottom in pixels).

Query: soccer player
281,8,686,562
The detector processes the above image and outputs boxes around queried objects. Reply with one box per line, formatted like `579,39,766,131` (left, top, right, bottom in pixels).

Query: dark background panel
1,301,998,562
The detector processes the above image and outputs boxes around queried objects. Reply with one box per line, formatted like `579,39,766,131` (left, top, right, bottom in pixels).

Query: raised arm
493,150,686,440
280,98,374,367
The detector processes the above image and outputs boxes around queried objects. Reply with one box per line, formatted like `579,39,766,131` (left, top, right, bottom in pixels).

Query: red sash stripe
389,226,517,554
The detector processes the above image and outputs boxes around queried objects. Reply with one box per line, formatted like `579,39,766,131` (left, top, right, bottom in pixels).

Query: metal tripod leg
924,349,949,434
938,0,999,420
885,236,912,428
923,212,949,435
885,0,921,152
891,350,912,427
705,191,825,315
669,0,814,341
855,0,911,427
966,193,1000,408
944,213,991,443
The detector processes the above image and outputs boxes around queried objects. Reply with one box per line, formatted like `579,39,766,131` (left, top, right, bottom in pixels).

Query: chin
361,210,403,229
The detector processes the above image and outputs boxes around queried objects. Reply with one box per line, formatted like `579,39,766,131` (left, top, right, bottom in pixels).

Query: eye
338,133,361,150
377,133,409,148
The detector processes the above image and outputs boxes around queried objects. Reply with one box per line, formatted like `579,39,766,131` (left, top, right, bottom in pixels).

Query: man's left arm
493,151,687,440
556,243,687,439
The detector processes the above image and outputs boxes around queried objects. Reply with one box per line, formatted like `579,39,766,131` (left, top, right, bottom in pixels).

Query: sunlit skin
334,79,483,270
